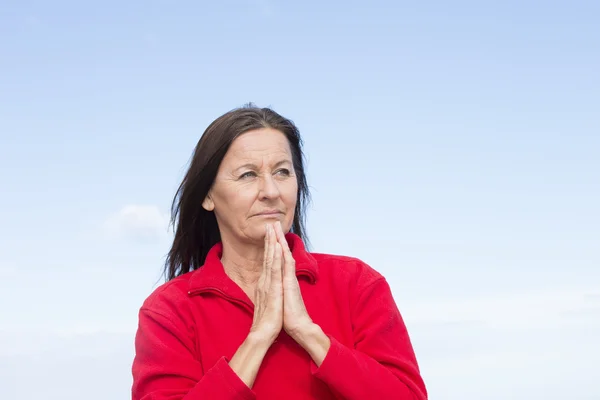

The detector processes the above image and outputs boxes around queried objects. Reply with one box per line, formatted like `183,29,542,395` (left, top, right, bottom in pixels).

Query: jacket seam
355,277,386,304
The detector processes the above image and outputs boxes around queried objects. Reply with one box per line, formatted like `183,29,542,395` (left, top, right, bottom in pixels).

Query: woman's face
203,128,298,245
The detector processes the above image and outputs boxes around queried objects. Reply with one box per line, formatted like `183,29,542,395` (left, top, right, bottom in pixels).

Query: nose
258,174,281,200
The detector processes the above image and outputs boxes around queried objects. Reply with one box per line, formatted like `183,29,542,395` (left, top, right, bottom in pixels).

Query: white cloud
103,205,170,242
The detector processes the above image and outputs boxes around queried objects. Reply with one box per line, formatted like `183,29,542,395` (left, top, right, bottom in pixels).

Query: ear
202,192,215,211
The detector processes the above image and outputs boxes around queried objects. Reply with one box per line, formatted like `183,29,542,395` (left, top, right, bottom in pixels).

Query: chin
247,224,271,241
249,217,292,236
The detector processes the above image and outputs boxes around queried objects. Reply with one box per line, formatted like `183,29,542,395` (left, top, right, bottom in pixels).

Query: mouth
254,210,284,217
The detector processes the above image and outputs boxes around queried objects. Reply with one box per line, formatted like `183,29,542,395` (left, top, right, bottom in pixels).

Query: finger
274,222,293,257
264,224,274,285
273,221,286,243
269,224,278,267
271,223,294,279
271,244,283,302
270,222,278,246
282,254,296,283
272,242,283,281
262,224,270,270
264,223,270,244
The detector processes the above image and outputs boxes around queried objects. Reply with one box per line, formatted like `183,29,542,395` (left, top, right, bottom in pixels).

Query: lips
255,210,283,216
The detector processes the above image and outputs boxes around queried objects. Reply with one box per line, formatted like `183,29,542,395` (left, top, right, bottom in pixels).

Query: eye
275,168,291,177
239,171,257,179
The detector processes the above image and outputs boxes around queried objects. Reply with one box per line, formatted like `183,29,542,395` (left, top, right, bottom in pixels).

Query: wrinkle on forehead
224,129,293,170
231,151,292,170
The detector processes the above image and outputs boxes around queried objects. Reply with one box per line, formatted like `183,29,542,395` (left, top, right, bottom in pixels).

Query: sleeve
312,277,427,400
131,307,256,400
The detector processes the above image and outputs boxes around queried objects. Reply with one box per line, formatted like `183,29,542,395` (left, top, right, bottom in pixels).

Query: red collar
187,233,318,305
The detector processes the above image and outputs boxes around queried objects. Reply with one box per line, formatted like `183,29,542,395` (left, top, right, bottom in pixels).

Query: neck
220,236,264,292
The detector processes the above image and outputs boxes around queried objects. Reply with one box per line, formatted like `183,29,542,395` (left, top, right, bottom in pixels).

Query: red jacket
132,233,427,400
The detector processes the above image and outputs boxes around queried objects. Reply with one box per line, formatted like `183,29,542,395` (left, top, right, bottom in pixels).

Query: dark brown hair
164,104,310,281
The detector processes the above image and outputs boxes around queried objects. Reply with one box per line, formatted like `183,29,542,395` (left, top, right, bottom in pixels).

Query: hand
248,224,283,344
272,222,314,339
228,225,283,388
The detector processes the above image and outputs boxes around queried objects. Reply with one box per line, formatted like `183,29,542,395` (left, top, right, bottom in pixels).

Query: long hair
164,104,310,281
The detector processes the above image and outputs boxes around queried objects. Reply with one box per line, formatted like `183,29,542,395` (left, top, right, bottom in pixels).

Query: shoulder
139,272,195,316
135,273,199,351
310,252,385,290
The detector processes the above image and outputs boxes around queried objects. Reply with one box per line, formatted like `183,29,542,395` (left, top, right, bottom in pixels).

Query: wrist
290,323,330,367
230,330,276,389
288,322,318,345
246,329,278,349
286,319,314,342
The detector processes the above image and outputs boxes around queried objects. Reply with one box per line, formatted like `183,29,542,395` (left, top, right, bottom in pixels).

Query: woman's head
165,104,310,280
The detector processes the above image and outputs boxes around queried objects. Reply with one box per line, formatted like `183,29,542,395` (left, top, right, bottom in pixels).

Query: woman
131,105,427,400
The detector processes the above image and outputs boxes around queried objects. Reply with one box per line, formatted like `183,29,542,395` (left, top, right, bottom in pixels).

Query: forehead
224,128,292,164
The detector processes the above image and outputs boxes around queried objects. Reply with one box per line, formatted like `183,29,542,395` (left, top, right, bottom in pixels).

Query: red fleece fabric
132,233,427,399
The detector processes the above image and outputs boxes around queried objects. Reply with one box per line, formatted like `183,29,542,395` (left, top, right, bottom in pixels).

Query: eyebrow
234,159,292,172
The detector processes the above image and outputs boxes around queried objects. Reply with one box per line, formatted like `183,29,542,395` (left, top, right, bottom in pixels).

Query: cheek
225,188,256,211
212,185,253,214
284,179,299,207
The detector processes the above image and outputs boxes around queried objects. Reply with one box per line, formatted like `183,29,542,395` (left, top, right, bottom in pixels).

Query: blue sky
1,0,599,398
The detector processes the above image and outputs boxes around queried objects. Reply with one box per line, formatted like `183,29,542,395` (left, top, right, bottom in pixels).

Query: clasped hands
250,221,317,346
229,222,329,384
